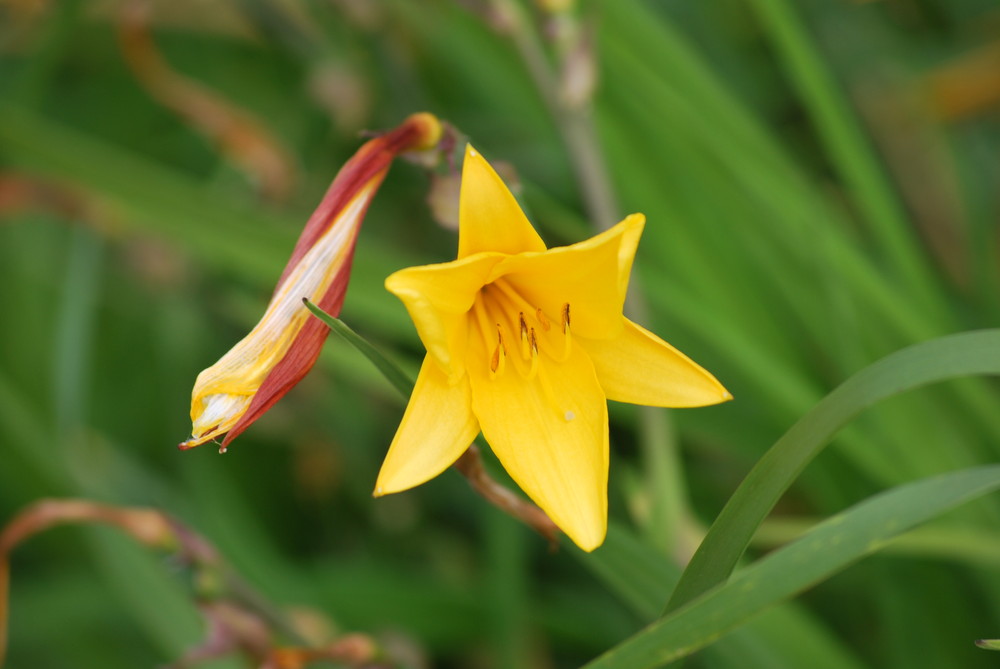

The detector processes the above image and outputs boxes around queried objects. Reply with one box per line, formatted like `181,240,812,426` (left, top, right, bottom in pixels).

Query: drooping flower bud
180,113,442,451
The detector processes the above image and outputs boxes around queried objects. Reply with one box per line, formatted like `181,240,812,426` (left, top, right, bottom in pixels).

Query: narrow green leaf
754,518,1000,568
585,465,1000,668
975,639,1000,651
303,299,415,398
580,529,870,669
667,330,1000,613
745,0,948,322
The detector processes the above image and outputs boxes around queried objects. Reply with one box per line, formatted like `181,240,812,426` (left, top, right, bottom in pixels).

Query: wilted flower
180,113,442,451
375,145,731,551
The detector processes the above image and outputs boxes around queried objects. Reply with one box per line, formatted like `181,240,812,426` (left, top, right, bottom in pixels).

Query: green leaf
744,0,947,320
585,464,1000,668
975,639,1000,651
303,299,415,398
667,330,1000,613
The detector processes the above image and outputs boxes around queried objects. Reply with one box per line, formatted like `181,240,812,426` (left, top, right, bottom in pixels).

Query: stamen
519,312,530,359
494,280,546,331
535,308,551,331
561,303,572,360
491,323,507,377
526,327,539,380
473,296,500,377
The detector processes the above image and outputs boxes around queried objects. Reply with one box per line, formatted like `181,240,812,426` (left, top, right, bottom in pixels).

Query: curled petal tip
404,112,443,151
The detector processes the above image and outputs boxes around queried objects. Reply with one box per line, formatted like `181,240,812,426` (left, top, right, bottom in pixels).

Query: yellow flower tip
404,112,443,151
383,268,410,296
371,468,421,498
569,523,607,553
371,473,396,497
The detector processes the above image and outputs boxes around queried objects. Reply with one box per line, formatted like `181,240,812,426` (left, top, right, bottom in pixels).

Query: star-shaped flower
376,146,731,551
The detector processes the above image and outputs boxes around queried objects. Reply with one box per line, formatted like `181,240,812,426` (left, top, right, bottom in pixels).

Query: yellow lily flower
180,113,442,451
376,145,731,551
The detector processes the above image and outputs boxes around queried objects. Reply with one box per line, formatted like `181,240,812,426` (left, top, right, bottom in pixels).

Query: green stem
488,0,693,559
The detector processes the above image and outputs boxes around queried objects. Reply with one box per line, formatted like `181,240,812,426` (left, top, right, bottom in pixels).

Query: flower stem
487,0,699,560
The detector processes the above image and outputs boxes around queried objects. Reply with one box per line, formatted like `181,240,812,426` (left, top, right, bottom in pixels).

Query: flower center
471,280,571,380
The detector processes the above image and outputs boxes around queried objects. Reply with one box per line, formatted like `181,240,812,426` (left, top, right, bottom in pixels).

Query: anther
561,303,572,359
527,327,539,380
519,312,530,358
536,308,551,331
490,323,507,377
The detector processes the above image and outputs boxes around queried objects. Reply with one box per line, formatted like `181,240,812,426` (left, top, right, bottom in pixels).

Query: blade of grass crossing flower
586,464,1000,669
666,330,1000,614
303,299,414,398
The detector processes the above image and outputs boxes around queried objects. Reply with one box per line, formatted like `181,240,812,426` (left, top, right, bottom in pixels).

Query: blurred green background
2,0,1000,667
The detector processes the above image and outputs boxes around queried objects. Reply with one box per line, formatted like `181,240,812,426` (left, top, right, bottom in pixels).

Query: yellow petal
457,145,547,259
375,355,480,495
468,344,609,552
499,214,645,340
580,319,732,407
386,253,504,378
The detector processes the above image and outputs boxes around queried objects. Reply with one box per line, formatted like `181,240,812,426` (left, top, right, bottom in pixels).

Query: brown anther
527,327,540,379
536,308,551,331
490,324,507,376
519,312,529,340
561,303,571,333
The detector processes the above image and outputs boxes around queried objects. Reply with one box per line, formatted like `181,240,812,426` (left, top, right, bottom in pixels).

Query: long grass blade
586,464,1000,668
667,330,1000,612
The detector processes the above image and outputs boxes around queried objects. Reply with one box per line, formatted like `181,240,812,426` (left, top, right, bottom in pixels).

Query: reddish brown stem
454,445,560,547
